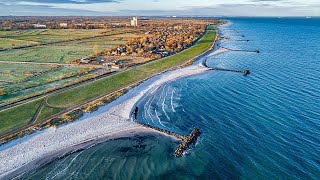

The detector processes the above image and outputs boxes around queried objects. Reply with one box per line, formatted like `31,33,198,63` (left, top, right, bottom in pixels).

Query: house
111,65,121,69
80,58,91,64
95,56,106,64
33,24,47,29
59,23,68,28
74,24,84,28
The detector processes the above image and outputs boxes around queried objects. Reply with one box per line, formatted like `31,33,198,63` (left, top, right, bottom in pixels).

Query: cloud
0,0,319,16
1,0,119,4
0,3,106,15
250,0,285,2
117,3,320,17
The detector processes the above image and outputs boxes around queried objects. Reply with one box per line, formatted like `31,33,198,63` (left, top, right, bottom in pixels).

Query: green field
0,36,129,63
0,29,108,43
0,99,42,134
35,106,64,122
0,63,54,84
0,64,95,104
0,26,216,136
0,38,39,49
2,66,93,92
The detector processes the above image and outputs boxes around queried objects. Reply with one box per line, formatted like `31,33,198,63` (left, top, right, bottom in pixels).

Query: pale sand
0,60,211,178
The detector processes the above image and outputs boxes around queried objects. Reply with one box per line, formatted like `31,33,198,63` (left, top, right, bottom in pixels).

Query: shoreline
0,62,210,179
0,26,226,178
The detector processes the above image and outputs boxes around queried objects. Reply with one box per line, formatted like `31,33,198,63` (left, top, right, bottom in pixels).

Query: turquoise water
23,18,320,179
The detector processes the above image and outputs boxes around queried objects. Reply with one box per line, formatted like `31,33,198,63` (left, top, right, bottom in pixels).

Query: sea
22,18,320,179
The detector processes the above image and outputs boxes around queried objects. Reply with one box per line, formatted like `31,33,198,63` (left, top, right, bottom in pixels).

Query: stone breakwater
135,121,201,156
175,128,202,156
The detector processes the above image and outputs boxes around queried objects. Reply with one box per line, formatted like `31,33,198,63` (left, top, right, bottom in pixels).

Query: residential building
32,24,47,28
59,23,68,28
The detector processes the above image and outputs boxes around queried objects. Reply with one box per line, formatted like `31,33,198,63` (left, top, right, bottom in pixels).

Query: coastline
0,25,218,144
0,60,211,179
0,26,227,178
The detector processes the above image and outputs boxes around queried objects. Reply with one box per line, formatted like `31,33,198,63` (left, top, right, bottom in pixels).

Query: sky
0,0,319,16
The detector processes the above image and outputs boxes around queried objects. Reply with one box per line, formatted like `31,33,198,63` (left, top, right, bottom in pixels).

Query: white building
33,24,47,29
130,17,138,27
59,23,68,28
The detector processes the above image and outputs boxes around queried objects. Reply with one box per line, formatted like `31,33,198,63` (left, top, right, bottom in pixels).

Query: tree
0,88,7,96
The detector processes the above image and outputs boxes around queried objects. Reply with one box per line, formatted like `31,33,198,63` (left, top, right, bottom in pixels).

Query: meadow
0,35,133,63
0,65,95,104
0,99,42,134
0,38,39,49
0,29,109,44
0,63,54,84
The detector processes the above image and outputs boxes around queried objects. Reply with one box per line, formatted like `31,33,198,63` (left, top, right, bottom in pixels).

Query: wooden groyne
201,57,250,76
220,46,260,53
135,121,201,156
235,39,250,42
219,37,249,42
209,68,250,76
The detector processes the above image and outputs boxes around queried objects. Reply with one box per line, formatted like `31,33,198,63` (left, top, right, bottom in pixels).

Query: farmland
0,34,135,63
0,38,39,49
0,28,140,104
0,29,109,44
0,63,54,84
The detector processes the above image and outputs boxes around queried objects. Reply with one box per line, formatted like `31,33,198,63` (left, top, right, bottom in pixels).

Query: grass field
0,38,39,49
0,26,216,136
0,99,42,134
0,65,95,104
0,35,129,63
2,66,93,92
0,29,109,43
35,106,63,122
0,63,54,84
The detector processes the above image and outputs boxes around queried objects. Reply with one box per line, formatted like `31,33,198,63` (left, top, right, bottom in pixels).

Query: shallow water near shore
22,18,320,179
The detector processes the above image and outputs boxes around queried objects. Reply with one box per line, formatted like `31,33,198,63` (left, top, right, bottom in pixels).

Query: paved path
29,98,46,125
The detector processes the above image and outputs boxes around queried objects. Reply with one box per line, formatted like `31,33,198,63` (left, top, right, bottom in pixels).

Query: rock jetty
135,121,202,156
175,128,202,156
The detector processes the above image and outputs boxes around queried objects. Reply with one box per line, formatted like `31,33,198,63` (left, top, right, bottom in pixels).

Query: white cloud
0,0,319,16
